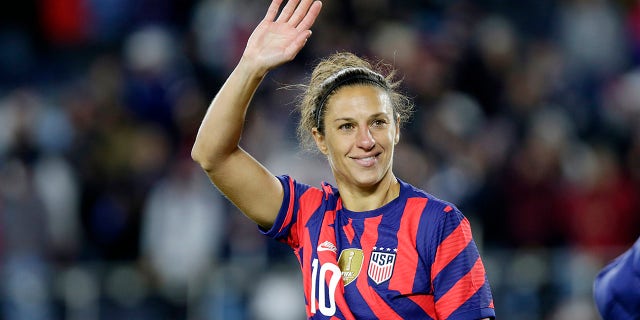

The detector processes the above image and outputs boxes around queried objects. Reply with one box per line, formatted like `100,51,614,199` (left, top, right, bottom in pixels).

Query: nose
356,126,376,150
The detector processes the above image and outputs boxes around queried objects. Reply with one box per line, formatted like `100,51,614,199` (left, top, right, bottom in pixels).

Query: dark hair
297,52,414,151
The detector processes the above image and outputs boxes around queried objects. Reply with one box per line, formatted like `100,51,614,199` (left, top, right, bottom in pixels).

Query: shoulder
399,179,463,217
263,175,337,241
278,175,322,196
398,180,470,250
594,236,640,319
278,174,338,207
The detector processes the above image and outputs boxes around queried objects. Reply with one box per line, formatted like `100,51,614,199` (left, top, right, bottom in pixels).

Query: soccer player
191,0,495,319
593,236,640,319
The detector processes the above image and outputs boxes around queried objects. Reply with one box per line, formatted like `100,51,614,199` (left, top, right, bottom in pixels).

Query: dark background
1,0,639,319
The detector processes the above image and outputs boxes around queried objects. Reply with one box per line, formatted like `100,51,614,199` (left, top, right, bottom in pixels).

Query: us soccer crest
368,247,397,284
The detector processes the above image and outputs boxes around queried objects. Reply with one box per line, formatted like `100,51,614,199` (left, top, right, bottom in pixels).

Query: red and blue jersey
261,175,495,319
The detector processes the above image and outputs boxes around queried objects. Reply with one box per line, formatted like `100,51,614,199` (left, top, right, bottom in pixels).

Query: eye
371,119,388,128
338,123,355,131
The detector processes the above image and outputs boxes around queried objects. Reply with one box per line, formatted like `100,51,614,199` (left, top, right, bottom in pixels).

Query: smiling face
312,85,400,190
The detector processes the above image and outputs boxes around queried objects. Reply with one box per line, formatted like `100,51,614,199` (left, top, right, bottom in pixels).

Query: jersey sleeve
430,205,495,320
259,175,320,249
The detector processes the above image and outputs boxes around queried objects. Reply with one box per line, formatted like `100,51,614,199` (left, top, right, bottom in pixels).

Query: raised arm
192,0,322,228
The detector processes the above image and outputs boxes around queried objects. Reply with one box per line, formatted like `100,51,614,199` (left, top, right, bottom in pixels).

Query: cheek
326,138,346,155
324,134,352,157
375,129,397,145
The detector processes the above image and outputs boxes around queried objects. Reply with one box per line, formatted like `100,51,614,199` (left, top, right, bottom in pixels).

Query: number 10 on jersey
310,259,341,316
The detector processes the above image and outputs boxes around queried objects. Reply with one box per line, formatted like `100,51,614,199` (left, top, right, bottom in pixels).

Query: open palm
243,0,322,73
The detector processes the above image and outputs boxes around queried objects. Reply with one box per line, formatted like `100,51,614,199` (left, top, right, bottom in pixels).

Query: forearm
191,0,321,227
191,58,267,171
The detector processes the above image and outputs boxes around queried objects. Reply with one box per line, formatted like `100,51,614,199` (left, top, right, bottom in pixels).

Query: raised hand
242,0,322,74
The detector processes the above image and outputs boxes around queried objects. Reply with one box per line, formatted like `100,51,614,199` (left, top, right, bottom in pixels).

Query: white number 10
310,258,341,316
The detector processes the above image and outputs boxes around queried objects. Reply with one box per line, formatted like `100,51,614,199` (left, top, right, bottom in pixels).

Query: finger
264,0,284,21
287,0,313,27
296,1,322,31
284,30,313,60
275,0,300,23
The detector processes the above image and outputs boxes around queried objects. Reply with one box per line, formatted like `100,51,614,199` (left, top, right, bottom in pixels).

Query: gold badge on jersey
338,249,364,286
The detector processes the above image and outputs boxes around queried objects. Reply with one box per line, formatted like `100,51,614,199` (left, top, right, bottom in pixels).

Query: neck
338,174,400,212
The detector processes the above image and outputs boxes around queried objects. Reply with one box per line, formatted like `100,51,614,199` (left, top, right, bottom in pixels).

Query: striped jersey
261,175,495,319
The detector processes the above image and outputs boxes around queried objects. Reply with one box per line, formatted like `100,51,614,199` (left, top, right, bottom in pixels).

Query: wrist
237,56,269,80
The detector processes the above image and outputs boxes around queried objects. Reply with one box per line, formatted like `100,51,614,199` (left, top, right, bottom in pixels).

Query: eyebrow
332,112,390,123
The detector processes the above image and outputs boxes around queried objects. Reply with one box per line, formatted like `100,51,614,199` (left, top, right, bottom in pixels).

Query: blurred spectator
560,143,640,257
141,156,225,303
455,15,517,116
628,1,640,64
123,26,183,133
0,159,52,320
40,0,90,46
33,155,80,260
557,0,628,80
499,109,571,247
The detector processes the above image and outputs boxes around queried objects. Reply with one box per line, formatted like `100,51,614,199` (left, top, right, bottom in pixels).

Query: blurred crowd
1,0,640,319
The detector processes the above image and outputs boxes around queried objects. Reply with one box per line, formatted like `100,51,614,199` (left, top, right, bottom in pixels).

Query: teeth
353,156,377,167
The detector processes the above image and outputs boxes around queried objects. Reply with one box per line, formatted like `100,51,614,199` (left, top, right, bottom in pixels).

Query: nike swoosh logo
317,240,337,253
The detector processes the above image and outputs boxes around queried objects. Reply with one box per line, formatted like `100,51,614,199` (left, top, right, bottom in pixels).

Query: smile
351,154,379,167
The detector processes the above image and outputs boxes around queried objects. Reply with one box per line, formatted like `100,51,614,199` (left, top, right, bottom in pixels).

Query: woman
191,0,495,318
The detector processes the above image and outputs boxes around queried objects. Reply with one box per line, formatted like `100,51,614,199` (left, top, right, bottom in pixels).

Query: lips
351,154,379,167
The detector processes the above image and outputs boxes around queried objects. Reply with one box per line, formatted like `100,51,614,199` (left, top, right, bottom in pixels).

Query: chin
351,173,385,187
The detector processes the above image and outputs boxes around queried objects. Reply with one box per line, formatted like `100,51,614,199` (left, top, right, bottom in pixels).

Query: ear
312,127,329,154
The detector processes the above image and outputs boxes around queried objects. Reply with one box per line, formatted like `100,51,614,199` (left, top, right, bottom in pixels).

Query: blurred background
0,0,639,319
